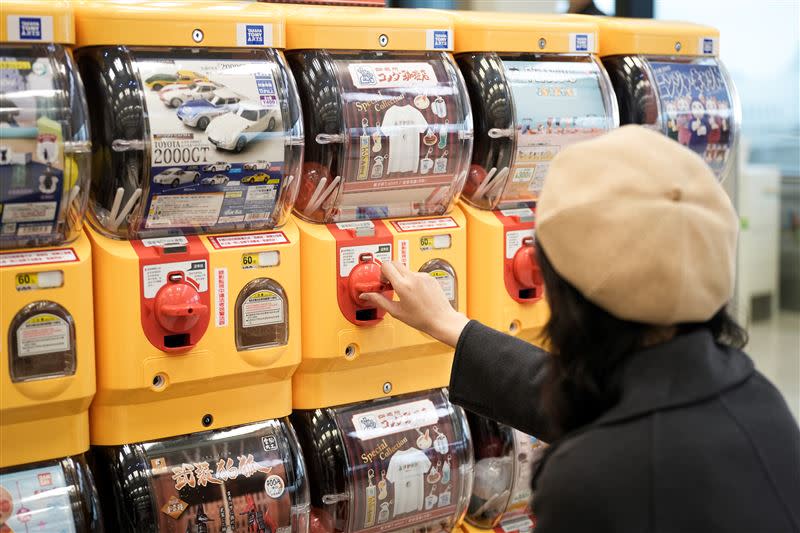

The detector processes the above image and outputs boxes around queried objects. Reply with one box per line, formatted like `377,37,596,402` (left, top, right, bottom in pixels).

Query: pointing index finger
380,260,407,287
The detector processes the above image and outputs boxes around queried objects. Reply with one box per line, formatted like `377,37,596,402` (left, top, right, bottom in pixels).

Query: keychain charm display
438,121,448,149
431,96,447,118
357,117,370,181
420,148,434,175
365,469,377,527
371,155,385,179
434,150,448,174
372,122,383,152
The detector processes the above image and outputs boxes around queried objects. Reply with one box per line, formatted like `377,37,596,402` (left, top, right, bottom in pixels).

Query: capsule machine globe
72,2,308,530
282,6,474,533
591,17,739,181
451,12,617,532
0,1,102,530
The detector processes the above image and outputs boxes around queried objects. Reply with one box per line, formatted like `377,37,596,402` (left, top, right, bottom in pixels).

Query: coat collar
592,330,755,427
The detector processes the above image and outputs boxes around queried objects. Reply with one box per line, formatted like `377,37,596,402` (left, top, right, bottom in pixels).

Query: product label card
0,247,77,267
501,60,610,203
505,229,535,260
16,312,70,357
142,260,208,298
134,55,287,233
0,463,76,532
242,290,284,327
649,60,733,177
0,50,68,245
339,243,392,277
391,216,457,232
208,231,289,249
334,56,466,220
142,422,292,533
335,390,466,533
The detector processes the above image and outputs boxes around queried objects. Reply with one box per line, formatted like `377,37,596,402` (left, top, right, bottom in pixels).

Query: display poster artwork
145,422,292,533
134,56,286,232
0,463,77,532
0,51,67,245
493,432,547,533
334,59,465,220
649,61,733,177
334,390,466,533
502,60,610,203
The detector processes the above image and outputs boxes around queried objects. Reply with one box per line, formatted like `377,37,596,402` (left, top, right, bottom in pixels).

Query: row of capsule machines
0,1,738,532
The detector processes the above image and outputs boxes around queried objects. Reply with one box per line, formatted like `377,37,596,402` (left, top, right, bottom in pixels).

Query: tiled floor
746,311,800,420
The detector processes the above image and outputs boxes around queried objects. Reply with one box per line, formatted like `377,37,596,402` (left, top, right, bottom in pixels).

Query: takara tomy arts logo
246,24,265,46
575,34,589,52
19,17,42,40
432,30,449,50
703,38,714,54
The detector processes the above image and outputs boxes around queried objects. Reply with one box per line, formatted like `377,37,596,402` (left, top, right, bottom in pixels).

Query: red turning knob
512,239,543,289
348,254,392,306
154,272,208,333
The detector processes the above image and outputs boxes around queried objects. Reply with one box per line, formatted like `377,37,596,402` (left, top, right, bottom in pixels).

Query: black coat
449,321,800,533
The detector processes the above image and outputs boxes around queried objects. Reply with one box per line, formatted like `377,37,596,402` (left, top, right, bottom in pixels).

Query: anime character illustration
718,99,731,157
676,96,692,146
689,97,708,153
665,100,679,141
705,97,721,162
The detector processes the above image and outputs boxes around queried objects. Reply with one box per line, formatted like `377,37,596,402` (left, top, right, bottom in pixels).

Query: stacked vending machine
283,6,474,533
451,12,617,532
73,1,308,530
454,12,617,343
0,1,102,530
593,17,738,180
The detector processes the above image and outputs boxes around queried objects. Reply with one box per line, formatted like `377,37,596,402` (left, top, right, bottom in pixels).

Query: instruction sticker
506,229,535,259
142,260,208,298
214,267,228,327
242,290,284,327
339,244,392,277
16,313,69,357
0,247,77,267
391,216,457,232
208,231,288,249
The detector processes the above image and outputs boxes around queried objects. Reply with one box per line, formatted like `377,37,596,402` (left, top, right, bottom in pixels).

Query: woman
361,126,800,532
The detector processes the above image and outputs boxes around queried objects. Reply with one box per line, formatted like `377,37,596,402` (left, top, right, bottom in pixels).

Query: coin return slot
355,308,378,322
163,333,190,349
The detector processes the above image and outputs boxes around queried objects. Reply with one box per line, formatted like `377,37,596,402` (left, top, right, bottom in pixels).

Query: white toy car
206,103,279,153
159,82,218,108
153,167,200,187
200,174,229,186
243,160,270,171
203,161,231,172
176,89,241,130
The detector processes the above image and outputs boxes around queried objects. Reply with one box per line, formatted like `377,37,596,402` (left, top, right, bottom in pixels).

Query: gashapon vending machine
451,13,617,532
593,17,739,180
283,6,474,533
0,1,102,530
454,12,617,343
73,2,308,530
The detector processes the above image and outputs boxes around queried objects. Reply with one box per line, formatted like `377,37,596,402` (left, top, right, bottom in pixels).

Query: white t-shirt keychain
433,426,449,454
433,150,448,175
420,148,434,175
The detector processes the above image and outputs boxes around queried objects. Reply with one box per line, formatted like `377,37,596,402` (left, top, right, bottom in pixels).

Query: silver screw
192,29,204,43
675,41,682,52
383,382,392,394
379,34,389,47
538,38,546,50
345,344,357,359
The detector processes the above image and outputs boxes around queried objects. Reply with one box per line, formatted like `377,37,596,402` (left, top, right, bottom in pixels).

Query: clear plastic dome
457,53,617,210
287,50,473,223
0,43,91,249
75,45,304,239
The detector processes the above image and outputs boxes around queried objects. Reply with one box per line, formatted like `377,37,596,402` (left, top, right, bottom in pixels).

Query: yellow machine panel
88,224,301,444
586,15,721,57
0,0,75,44
293,209,467,409
0,233,95,467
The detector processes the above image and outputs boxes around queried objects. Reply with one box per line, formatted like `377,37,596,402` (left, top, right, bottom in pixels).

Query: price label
15,272,38,290
241,254,258,269
419,236,434,251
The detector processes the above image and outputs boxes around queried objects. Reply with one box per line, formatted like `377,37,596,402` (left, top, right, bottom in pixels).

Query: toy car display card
0,50,67,247
501,59,610,203
133,54,286,232
648,60,734,177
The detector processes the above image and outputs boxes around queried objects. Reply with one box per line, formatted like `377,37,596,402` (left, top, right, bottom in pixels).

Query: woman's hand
359,261,470,347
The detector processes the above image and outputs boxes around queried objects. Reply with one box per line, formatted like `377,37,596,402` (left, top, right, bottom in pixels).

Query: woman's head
532,125,745,433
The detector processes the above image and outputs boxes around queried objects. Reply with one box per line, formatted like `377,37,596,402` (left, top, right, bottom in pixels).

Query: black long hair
535,245,748,437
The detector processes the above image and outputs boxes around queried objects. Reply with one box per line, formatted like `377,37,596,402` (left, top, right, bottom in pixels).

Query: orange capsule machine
451,12,618,533
283,6,474,533
0,1,103,530
73,1,309,531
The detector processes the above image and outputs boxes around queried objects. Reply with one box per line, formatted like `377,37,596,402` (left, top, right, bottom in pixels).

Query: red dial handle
348,255,394,306
159,303,208,317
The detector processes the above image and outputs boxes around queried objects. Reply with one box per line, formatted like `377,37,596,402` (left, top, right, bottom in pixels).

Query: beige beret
536,125,739,326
